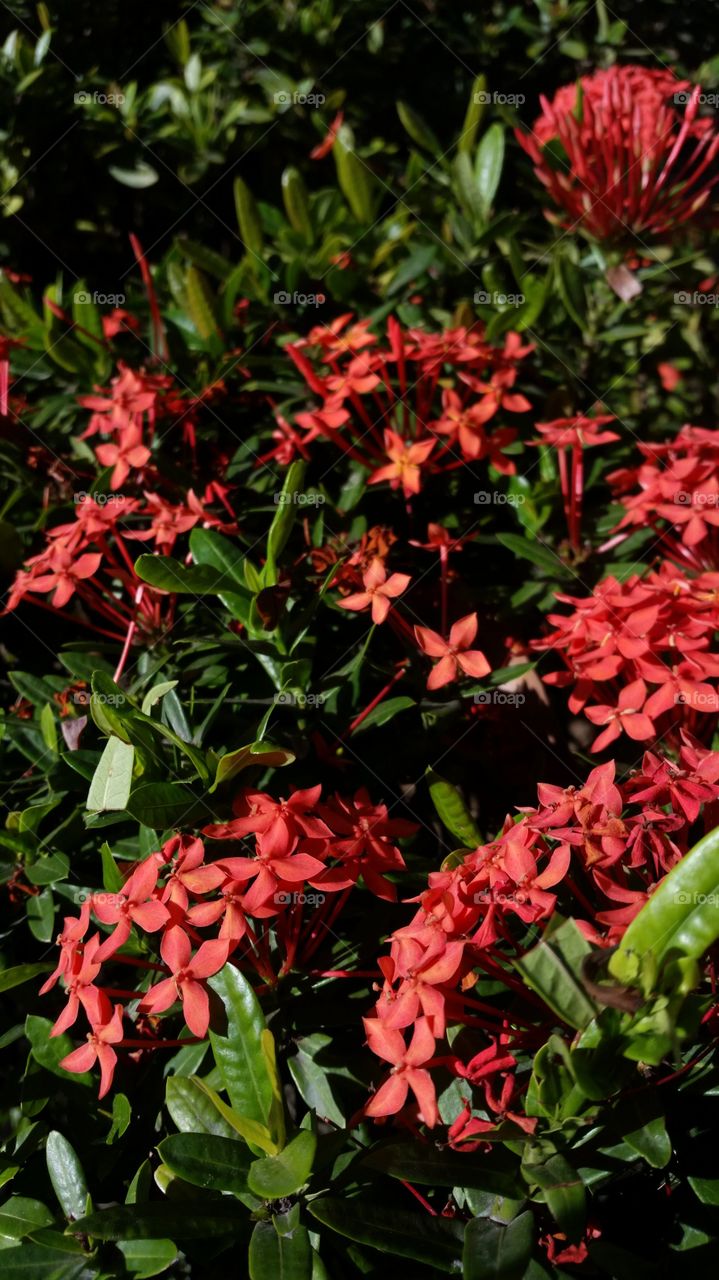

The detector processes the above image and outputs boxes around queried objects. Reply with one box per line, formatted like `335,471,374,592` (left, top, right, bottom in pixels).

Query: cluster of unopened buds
364,741,719,1134
41,785,417,1096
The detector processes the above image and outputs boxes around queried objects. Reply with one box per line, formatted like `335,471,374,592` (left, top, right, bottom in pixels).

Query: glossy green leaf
427,770,481,847
516,919,598,1030
45,1132,89,1222
125,782,207,830
363,1143,523,1198
208,965,283,1149
134,554,247,597
281,167,313,242
475,123,504,218
610,824,719,984
117,1238,178,1279
158,1134,252,1194
333,125,376,223
234,176,264,259
210,741,295,793
71,1202,245,1240
248,1131,316,1199
309,1198,464,1272
0,1196,54,1239
188,1078,276,1153
0,963,51,993
249,1219,312,1280
353,696,415,733
165,1076,236,1139
523,1154,585,1242
463,1210,534,1280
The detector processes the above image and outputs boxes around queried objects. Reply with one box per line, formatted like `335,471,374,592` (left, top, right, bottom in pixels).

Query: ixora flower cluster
276,314,533,491
40,786,416,1096
516,64,719,240
4,359,235,640
364,743,719,1133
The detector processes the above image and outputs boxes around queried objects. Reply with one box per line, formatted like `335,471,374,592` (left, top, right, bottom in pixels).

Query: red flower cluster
42,786,416,1096
532,564,719,751
364,746,719,1132
516,65,719,241
5,360,236,643
609,424,719,567
280,315,533,492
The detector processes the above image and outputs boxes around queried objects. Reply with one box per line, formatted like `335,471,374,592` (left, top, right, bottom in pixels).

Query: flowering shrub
4,5,719,1278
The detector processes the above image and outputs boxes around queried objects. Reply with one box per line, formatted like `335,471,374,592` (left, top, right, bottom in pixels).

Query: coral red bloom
338,557,411,624
585,679,656,752
368,430,435,498
95,422,151,490
364,1016,438,1127
139,930,230,1037
517,65,719,241
415,613,491,690
93,860,169,961
532,413,619,450
59,997,124,1098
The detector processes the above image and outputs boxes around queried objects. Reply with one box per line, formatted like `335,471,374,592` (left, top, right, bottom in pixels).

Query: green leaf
249,1219,312,1280
458,75,487,155
264,460,306,587
463,1211,534,1280
618,1097,671,1169
333,125,376,223
248,1132,316,1199
516,919,598,1030
40,702,58,754
189,1078,276,1153
86,736,134,812
0,1242,91,1278
688,1176,719,1205
71,1202,246,1240
234,176,264,259
45,1133,89,1222
308,1199,464,1272
427,770,481,847
610,824,719,983
165,1076,237,1139
109,162,159,188
185,266,219,342
210,741,295,793
24,1016,92,1086
475,123,504,218
141,681,178,715
397,101,441,154
189,527,246,587
496,533,562,574
117,1238,178,1279
523,1154,585,1242
208,966,282,1150
281,167,313,242
134,554,249,597
363,1143,523,1198
0,1196,54,1239
353,695,415,732
158,1134,252,1194
555,257,587,330
0,963,51,993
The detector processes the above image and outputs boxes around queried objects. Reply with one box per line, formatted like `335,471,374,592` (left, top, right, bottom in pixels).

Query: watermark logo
74,691,126,708
273,491,325,506
74,90,125,106
274,290,325,307
275,691,327,707
474,289,525,308
74,491,126,505
674,291,719,306
75,291,125,306
674,890,719,905
674,91,719,106
474,91,525,106
274,91,325,107
674,491,719,507
474,491,525,506
474,691,526,706
274,890,326,905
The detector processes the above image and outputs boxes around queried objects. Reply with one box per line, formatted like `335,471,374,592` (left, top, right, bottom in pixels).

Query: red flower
310,110,344,160
364,1016,438,1127
93,860,169,961
139,929,230,1037
516,65,719,241
338,557,411,624
59,996,124,1098
368,430,435,498
415,612,491,690
95,422,151,490
532,413,619,450
585,679,656,752
23,547,102,609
